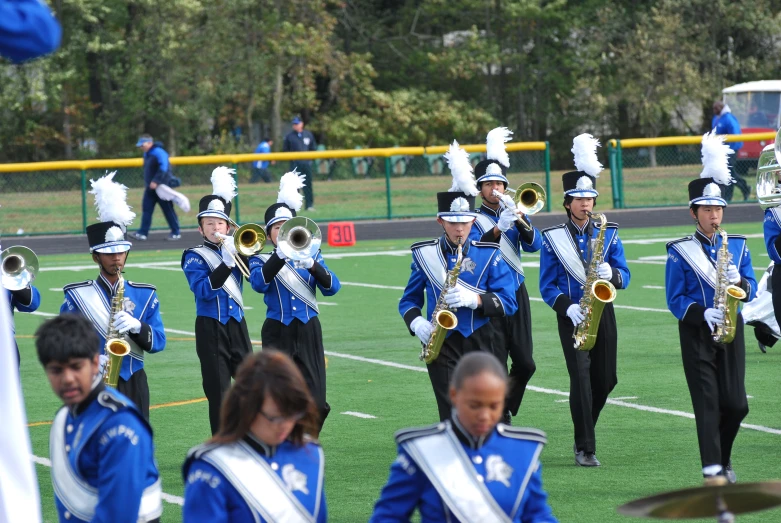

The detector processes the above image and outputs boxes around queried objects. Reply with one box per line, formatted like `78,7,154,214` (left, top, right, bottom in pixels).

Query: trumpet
214,221,266,278
277,217,322,264
493,182,546,231
1,246,39,291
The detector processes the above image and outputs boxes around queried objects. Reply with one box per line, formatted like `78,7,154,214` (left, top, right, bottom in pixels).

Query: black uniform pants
556,303,618,454
503,283,536,415
427,323,501,421
195,316,252,434
261,317,329,427
117,368,151,422
679,320,748,469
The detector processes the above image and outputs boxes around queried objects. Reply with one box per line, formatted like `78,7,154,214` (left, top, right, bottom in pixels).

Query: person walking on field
283,117,318,211
130,134,181,241
711,100,750,202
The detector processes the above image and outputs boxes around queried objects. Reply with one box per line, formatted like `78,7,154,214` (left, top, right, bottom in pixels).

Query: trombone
1,246,39,291
214,220,266,278
494,182,546,231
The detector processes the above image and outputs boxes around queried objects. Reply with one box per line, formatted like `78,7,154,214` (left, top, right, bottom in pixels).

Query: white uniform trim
192,246,244,309
544,227,587,284
670,238,718,290
413,244,483,294
257,254,319,312
473,213,524,276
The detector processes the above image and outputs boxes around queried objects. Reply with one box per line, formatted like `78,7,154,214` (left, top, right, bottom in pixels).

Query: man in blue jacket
283,117,318,210
712,100,750,202
130,135,181,241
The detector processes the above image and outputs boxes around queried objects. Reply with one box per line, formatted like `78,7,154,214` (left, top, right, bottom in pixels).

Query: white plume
486,127,513,167
571,133,603,177
90,171,135,228
700,130,734,185
444,140,478,196
210,166,237,202
277,169,306,211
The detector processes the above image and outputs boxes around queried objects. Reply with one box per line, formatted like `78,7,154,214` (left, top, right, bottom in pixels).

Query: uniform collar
97,273,120,295
569,218,591,235
71,382,105,418
203,239,220,251
694,228,718,246
439,236,470,257
244,433,278,458
479,203,501,217
450,412,492,450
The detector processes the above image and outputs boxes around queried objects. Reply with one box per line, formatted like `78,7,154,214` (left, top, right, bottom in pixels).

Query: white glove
410,316,434,344
727,264,741,284
444,287,479,309
113,311,142,334
497,208,516,232
275,247,288,261
498,193,517,212
98,354,109,377
294,258,315,269
220,236,237,267
566,304,585,326
598,262,612,280
704,308,724,331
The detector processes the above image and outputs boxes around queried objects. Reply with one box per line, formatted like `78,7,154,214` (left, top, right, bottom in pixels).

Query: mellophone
1,245,39,292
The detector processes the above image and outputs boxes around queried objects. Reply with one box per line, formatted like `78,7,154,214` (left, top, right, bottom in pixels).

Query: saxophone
419,239,463,364
573,212,617,351
103,269,131,387
712,226,747,344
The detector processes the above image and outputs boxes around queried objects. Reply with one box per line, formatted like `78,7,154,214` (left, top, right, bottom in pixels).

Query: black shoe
165,233,182,241
758,341,768,354
724,462,737,484
129,232,148,241
501,410,511,425
575,451,601,467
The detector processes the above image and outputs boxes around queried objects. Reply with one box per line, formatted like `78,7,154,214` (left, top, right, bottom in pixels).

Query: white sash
68,284,144,360
545,227,587,284
193,246,244,308
257,254,319,312
474,214,524,276
671,238,718,290
414,244,482,294
403,430,512,523
50,409,163,521
204,442,316,523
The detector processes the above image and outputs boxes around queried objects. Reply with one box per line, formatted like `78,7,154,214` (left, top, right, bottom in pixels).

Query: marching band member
759,187,781,351
400,141,517,422
539,134,630,467
61,173,165,421
3,250,41,365
37,314,162,523
182,349,326,522
182,167,253,435
665,132,756,483
471,127,541,421
249,170,340,428
370,351,557,523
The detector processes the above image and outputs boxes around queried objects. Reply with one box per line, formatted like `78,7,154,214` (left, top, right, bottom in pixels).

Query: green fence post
80,169,88,232
616,142,625,209
384,156,392,220
543,142,551,212
232,163,241,223
608,141,620,209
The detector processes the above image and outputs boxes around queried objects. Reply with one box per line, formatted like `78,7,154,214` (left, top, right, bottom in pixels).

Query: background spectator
130,134,181,241
712,100,750,201
283,117,318,211
250,137,274,183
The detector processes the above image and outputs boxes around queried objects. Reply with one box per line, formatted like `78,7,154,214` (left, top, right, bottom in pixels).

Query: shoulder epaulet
666,236,691,250
496,425,547,444
63,280,92,291
394,421,447,444
97,390,131,412
126,281,157,291
184,245,205,253
470,240,499,249
186,442,221,461
604,222,619,229
727,234,747,240
541,224,566,234
410,239,437,250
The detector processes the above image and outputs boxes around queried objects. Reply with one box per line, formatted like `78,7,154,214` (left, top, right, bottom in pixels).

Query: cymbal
617,481,781,519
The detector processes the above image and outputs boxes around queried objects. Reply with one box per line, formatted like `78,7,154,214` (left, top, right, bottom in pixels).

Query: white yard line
642,285,665,290
341,411,377,419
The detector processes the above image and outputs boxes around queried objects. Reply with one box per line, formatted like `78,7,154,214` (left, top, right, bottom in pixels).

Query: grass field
13,221,781,522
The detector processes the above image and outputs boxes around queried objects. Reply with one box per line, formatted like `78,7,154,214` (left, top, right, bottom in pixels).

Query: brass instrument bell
756,127,781,210
278,217,322,261
1,246,39,291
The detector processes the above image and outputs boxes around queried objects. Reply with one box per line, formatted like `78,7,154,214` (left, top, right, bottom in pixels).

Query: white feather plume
444,140,478,196
571,133,603,177
277,169,306,211
700,130,734,185
210,166,237,202
486,127,513,167
90,171,135,227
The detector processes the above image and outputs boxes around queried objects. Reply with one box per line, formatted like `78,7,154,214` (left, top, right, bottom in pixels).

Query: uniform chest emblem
461,257,476,274
282,464,309,494
485,455,513,487
122,298,135,315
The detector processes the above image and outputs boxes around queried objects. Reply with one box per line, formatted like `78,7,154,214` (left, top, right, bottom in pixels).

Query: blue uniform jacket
61,274,165,380
470,204,542,288
763,207,781,264
0,0,61,63
711,112,743,151
539,220,630,316
370,418,557,523
51,385,160,523
143,142,172,186
248,249,340,325
665,229,756,326
8,284,41,334
254,141,271,169
182,240,246,324
399,236,517,338
183,436,327,523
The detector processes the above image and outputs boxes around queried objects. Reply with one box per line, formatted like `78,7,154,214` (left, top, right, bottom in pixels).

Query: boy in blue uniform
249,170,340,427
471,127,541,420
37,314,162,523
371,351,557,523
182,167,253,435
756,166,781,351
665,131,756,483
61,173,165,421
400,141,517,421
539,134,630,467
